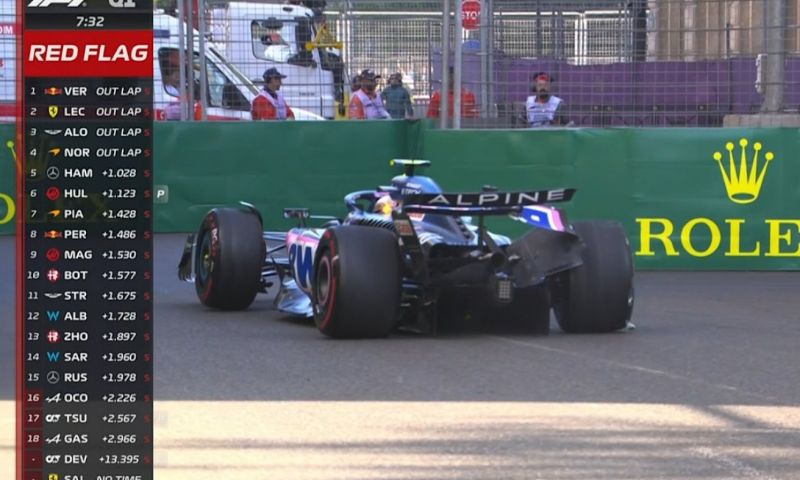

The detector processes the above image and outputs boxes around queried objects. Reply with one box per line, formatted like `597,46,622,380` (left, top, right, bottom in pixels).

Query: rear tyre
552,220,634,333
194,208,265,310
313,226,401,338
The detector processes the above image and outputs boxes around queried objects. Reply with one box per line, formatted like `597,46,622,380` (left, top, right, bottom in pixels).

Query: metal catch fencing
3,0,793,127
322,0,800,128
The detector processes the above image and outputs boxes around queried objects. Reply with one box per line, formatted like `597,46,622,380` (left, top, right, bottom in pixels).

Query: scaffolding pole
441,0,451,129
187,0,195,120
177,0,188,120
762,0,786,112
480,0,489,118
198,0,208,120
454,0,463,129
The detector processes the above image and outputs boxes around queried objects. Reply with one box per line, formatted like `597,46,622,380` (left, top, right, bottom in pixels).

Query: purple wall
432,51,800,126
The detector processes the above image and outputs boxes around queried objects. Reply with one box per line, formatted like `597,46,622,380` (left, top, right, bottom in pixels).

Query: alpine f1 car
178,160,635,338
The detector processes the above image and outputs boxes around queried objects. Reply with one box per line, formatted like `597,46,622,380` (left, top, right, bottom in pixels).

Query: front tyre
194,208,265,310
552,221,634,333
313,226,401,338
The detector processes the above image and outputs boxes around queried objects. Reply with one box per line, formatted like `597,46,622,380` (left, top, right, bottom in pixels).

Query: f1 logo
109,0,137,7
27,0,84,6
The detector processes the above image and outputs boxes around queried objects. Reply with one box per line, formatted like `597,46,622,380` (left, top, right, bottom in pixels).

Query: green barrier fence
152,119,425,233
1,121,798,269
420,127,800,270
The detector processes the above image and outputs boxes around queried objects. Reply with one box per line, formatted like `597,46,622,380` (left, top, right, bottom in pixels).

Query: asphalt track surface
1,234,799,479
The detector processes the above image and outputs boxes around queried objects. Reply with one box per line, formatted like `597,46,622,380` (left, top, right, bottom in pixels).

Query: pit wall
1,122,797,269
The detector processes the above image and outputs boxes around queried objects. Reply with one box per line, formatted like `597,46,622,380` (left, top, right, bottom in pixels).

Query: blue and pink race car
178,160,635,338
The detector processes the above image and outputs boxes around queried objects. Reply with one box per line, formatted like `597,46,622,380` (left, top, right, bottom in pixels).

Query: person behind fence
348,69,391,120
162,50,201,120
526,72,566,127
427,66,478,119
350,74,361,93
260,22,293,63
252,67,295,121
383,72,414,119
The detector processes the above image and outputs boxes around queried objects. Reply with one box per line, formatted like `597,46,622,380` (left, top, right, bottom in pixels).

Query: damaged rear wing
401,188,575,216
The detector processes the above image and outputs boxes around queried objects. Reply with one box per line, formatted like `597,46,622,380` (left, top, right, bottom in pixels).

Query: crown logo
6,140,19,174
713,138,774,204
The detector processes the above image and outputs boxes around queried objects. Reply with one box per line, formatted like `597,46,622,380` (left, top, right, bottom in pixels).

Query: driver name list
20,4,153,480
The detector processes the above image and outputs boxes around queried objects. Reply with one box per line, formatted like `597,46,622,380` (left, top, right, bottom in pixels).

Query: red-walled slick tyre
313,226,401,338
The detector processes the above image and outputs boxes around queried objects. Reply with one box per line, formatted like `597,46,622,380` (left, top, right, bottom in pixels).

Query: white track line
490,335,783,404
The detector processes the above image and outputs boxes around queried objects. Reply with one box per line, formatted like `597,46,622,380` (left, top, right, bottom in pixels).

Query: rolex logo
713,138,774,205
